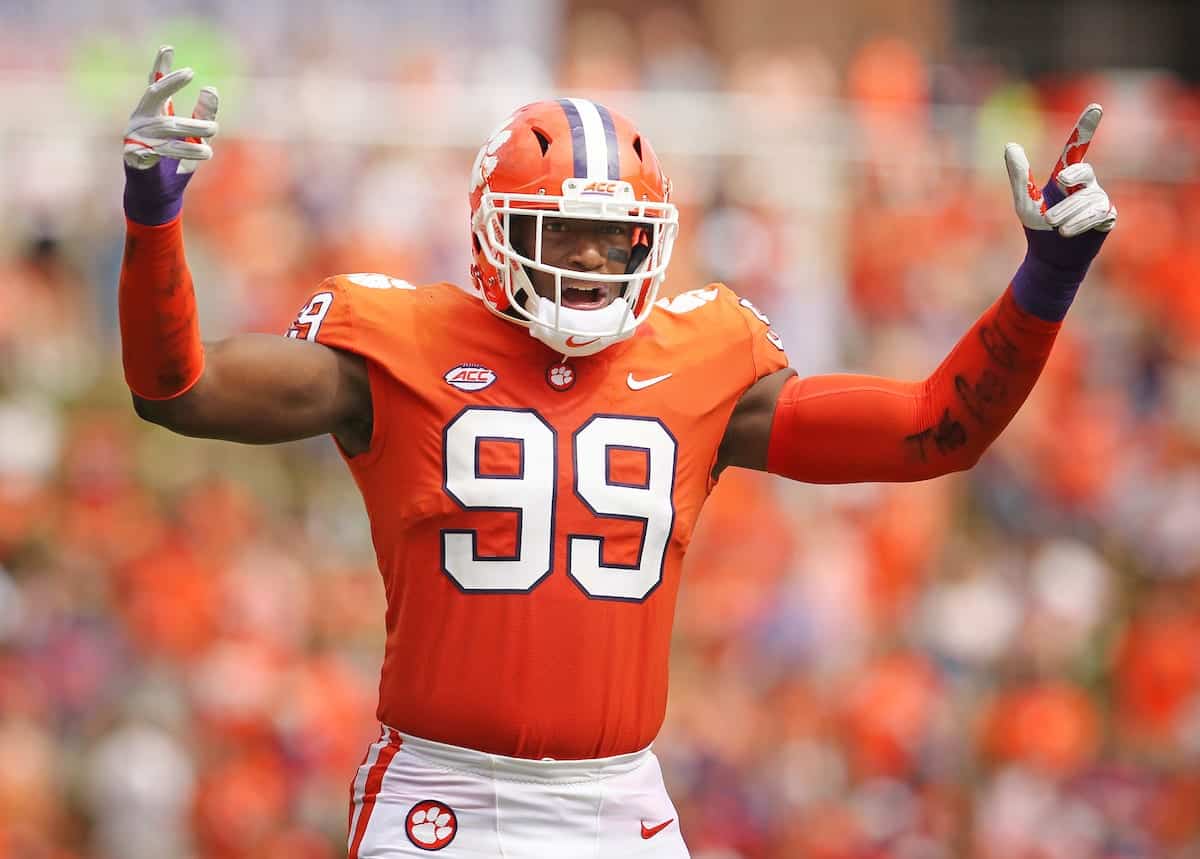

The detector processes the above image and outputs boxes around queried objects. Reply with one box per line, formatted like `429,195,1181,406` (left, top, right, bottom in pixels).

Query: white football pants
347,726,690,858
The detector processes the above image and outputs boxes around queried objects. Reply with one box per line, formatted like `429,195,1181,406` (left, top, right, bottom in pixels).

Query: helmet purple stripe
593,102,621,180
556,98,589,180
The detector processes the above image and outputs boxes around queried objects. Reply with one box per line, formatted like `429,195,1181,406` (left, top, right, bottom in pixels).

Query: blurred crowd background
2,1,1200,857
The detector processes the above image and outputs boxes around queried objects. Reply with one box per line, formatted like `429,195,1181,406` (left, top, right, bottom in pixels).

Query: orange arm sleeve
118,217,206,400
765,287,1060,483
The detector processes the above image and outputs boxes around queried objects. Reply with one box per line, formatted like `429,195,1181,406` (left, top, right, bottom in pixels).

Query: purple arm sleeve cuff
1011,248,1086,322
123,159,194,226
1010,178,1109,322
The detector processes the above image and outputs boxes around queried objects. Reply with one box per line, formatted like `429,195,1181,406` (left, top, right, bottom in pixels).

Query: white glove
1004,103,1117,237
123,45,219,175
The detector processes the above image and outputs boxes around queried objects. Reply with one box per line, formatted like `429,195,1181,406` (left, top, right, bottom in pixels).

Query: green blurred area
69,21,244,119
975,83,1045,169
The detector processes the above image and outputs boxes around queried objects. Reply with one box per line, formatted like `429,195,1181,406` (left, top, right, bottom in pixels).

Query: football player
119,46,1116,858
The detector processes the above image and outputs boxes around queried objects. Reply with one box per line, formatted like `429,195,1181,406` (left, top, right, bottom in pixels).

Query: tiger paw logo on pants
405,800,458,851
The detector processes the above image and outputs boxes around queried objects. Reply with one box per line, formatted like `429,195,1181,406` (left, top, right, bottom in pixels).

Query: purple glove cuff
1011,248,1085,322
123,159,193,226
1010,178,1109,322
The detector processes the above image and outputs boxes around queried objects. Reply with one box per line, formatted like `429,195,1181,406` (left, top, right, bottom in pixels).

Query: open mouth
561,282,617,310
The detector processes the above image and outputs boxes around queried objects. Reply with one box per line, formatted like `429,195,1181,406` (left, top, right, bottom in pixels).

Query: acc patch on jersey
405,800,458,851
444,364,498,392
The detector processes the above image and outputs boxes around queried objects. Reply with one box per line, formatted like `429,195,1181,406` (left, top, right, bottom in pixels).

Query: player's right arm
129,335,370,447
120,47,371,450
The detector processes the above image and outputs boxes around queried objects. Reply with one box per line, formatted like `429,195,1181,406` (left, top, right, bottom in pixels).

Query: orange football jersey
287,274,788,760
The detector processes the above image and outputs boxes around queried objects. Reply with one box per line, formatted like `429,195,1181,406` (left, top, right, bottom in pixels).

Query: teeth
563,285,605,305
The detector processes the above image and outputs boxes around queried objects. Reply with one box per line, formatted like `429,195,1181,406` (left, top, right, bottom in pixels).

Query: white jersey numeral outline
440,407,677,602
286,291,334,341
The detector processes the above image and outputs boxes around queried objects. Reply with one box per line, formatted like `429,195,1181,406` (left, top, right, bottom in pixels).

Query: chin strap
626,241,651,275
511,263,535,313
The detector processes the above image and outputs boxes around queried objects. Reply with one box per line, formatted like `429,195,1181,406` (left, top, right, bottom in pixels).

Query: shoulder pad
334,272,418,291
655,286,721,315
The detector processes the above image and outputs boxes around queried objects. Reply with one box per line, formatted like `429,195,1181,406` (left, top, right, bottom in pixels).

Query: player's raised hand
1004,104,1117,239
123,46,219,225
124,45,219,172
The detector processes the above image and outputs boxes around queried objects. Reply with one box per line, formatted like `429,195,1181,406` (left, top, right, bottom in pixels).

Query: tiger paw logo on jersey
405,800,458,851
546,362,576,391
445,364,498,392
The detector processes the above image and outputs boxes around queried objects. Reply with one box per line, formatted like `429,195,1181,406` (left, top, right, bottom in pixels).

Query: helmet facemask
473,179,678,357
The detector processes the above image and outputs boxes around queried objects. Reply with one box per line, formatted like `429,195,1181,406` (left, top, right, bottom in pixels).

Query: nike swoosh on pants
641,818,675,839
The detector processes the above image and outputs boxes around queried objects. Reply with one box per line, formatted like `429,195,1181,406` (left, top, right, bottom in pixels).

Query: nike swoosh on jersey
641,818,675,839
626,372,672,390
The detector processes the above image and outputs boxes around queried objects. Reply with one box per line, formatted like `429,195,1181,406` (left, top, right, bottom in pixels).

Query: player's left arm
717,104,1117,482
